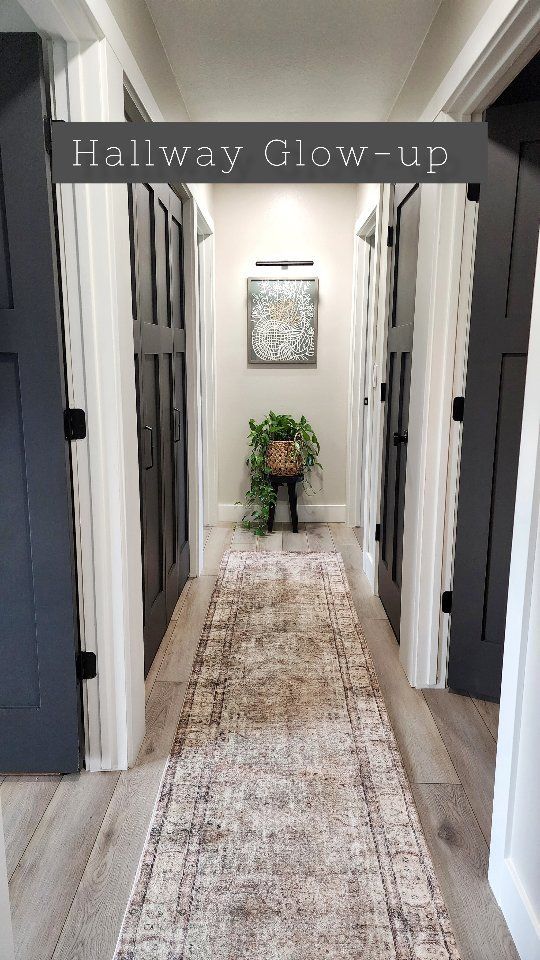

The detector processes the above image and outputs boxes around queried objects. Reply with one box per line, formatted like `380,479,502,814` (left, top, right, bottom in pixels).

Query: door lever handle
173,408,181,443
143,425,154,469
393,430,408,446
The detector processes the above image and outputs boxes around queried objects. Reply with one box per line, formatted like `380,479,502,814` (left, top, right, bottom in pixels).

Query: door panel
129,182,189,674
378,183,420,639
0,35,81,772
448,101,540,699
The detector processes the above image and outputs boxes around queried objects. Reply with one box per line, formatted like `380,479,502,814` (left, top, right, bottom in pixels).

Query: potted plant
240,411,321,536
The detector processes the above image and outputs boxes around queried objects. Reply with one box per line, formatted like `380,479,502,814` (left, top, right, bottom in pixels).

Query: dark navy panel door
449,91,540,699
0,35,81,772
129,181,189,676
378,184,420,639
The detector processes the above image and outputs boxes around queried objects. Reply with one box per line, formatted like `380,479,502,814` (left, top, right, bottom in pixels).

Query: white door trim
400,172,471,687
197,211,219,527
346,207,377,530
364,185,392,591
489,231,540,960
183,194,205,577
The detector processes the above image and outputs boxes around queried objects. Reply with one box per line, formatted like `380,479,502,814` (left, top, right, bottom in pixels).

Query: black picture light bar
255,260,314,267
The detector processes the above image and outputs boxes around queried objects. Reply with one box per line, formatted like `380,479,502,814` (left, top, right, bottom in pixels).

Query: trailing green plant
239,411,321,536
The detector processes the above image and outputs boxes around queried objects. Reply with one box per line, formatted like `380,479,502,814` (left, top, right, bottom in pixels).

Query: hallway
2,526,513,960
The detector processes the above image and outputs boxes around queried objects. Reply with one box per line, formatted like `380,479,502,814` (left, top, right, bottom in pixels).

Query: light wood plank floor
2,523,514,960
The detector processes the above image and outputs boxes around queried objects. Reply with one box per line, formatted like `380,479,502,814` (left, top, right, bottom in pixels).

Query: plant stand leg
268,479,279,532
288,480,299,533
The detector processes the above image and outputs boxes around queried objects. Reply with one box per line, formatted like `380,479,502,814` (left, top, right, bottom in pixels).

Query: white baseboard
218,503,347,523
489,858,540,960
363,548,376,590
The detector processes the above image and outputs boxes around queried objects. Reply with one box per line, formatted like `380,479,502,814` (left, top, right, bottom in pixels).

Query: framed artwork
247,278,318,365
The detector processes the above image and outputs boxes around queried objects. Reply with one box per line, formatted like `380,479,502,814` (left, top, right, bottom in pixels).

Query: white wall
356,183,381,221
213,183,357,521
0,0,35,30
106,0,190,121
388,0,493,120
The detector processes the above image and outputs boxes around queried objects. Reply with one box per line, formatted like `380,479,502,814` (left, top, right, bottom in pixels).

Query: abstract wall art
247,278,318,365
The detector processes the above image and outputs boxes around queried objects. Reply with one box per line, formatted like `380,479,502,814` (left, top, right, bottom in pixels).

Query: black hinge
375,523,381,543
64,408,87,441
387,225,394,247
44,116,52,155
467,183,480,202
452,396,465,422
78,651,97,680
441,590,453,614
45,117,65,156
363,396,369,406
380,382,387,402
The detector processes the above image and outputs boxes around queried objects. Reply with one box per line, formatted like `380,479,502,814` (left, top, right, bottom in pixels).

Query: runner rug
115,550,460,960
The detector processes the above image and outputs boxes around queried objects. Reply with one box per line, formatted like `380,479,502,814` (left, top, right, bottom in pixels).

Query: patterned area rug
115,551,460,960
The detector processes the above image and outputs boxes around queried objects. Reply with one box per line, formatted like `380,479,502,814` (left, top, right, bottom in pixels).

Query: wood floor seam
422,693,495,846
47,775,123,960
4,777,62,882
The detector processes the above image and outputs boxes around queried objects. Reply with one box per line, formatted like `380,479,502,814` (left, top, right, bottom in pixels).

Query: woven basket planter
266,440,303,477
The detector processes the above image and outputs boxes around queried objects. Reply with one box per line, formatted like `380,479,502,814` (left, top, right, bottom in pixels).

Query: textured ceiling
145,0,442,121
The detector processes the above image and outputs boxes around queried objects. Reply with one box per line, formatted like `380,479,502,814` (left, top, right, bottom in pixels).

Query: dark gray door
378,184,421,639
0,35,81,772
129,183,189,675
448,98,540,699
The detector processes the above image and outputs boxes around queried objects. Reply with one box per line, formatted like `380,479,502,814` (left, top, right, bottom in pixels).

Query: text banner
51,121,487,184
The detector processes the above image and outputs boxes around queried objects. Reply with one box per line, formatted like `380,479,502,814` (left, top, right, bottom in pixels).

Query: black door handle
393,430,408,446
143,425,153,468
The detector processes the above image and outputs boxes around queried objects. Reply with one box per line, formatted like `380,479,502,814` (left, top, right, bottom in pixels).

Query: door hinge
78,650,97,680
375,523,381,543
467,183,480,202
441,590,453,614
387,225,394,247
44,116,52,155
44,117,65,157
363,396,369,406
64,408,87,441
380,382,387,402
452,396,465,422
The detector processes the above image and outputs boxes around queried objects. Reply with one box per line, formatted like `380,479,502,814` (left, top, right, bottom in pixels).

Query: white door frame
346,193,387,590
346,208,377,532
17,0,211,769
197,209,219,527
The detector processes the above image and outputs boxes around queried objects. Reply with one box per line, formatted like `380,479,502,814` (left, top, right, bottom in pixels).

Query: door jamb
197,209,219,528
346,208,376,531
182,191,205,577
346,200,385,590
